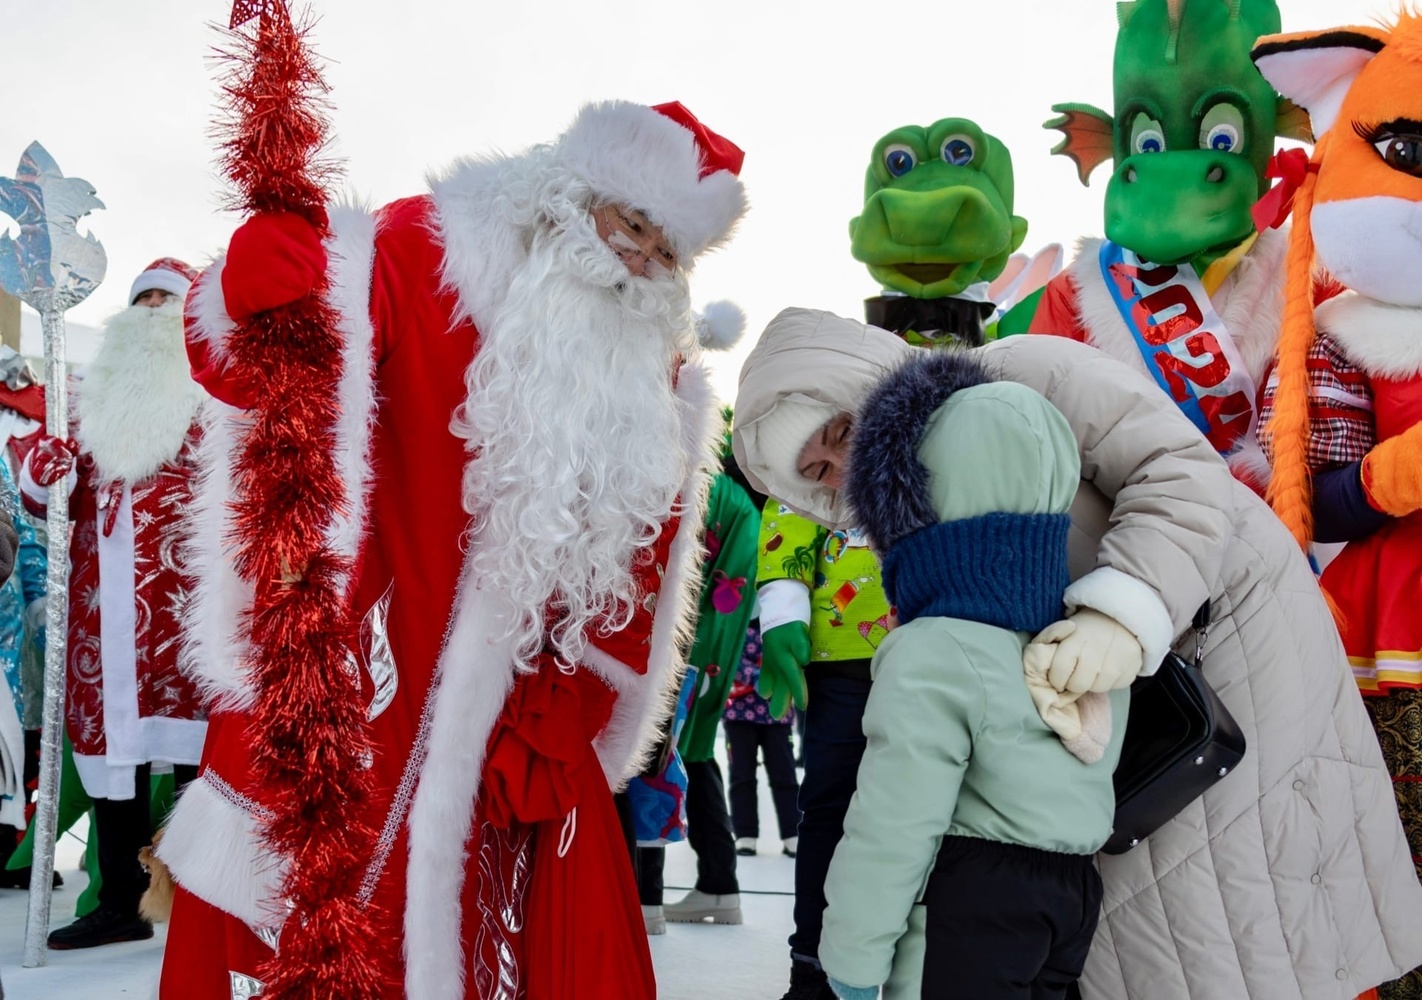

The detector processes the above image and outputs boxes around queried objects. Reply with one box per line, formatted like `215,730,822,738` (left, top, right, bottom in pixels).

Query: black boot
779,958,836,1000
46,904,153,949
0,822,62,889
0,866,63,889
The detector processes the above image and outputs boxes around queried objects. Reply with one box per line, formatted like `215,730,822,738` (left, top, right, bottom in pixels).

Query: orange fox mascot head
1253,12,1422,546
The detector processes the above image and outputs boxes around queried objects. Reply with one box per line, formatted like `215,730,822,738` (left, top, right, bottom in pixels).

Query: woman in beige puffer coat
732,307,1422,1000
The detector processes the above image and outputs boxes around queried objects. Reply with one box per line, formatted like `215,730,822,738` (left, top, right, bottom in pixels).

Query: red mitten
27,435,78,487
220,211,328,322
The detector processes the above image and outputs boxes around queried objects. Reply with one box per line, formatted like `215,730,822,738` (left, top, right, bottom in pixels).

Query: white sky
0,0,1389,398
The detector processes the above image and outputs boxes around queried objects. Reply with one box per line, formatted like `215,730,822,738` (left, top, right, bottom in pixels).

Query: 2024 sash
1099,241,1257,456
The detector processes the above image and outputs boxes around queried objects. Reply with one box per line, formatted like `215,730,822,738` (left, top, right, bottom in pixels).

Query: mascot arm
679,475,761,760
1313,462,1390,542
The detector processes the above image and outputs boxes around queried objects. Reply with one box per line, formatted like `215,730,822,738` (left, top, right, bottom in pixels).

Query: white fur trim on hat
696,300,746,351
554,101,748,262
130,265,193,305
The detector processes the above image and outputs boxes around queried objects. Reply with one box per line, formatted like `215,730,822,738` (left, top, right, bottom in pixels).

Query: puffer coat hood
731,307,913,528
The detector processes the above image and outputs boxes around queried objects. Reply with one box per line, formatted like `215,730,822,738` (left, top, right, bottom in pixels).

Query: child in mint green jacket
821,351,1127,1000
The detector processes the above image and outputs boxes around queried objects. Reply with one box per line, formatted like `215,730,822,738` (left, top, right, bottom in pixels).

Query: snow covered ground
0,744,800,999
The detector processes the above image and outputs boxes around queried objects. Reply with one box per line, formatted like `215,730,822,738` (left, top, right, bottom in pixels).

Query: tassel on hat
695,300,746,351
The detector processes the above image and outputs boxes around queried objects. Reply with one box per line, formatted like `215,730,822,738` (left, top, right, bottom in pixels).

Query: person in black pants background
723,622,801,857
637,759,743,930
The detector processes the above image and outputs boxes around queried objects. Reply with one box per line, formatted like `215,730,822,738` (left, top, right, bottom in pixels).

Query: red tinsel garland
214,4,384,995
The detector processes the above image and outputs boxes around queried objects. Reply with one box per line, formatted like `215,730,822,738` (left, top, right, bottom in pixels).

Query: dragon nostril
1125,166,1138,183
1206,165,1225,183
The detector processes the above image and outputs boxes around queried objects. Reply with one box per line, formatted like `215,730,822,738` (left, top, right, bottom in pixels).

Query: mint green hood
917,383,1081,522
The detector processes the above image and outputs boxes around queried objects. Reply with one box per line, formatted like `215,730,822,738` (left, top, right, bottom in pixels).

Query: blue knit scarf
881,512,1071,634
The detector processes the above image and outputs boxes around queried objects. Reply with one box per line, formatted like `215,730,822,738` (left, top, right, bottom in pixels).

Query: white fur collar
427,156,531,335
75,303,205,484
1067,229,1287,386
1317,292,1422,380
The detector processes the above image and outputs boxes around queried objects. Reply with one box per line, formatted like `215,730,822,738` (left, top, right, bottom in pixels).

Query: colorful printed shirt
757,500,893,664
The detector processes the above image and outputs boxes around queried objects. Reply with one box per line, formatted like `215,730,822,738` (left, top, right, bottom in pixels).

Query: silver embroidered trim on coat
356,676,436,905
471,820,534,1000
361,580,398,721
206,770,275,822
229,971,265,998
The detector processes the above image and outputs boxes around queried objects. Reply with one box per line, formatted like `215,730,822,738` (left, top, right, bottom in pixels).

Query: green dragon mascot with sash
1008,0,1312,490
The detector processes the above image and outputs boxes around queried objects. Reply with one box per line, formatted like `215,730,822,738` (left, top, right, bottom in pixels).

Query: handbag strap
1190,601,1211,669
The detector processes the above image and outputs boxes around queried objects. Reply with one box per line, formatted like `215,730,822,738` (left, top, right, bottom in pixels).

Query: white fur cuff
1063,567,1174,676
758,578,811,632
156,773,284,928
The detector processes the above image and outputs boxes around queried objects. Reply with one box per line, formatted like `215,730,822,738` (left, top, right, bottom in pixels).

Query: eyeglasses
595,204,678,278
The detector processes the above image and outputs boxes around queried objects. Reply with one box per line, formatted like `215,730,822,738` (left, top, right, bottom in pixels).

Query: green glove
758,621,811,720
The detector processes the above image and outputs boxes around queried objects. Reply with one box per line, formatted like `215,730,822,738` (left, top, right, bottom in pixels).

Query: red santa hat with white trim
553,101,748,263
129,257,199,305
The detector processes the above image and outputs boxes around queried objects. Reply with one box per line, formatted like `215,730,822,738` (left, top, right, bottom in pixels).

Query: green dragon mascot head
849,118,1029,345
1048,0,1311,270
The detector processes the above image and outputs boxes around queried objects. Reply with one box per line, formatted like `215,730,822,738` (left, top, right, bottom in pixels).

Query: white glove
1031,608,1144,694
1022,641,1113,764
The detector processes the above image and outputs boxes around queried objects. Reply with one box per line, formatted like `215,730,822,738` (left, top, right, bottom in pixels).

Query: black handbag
1102,603,1247,855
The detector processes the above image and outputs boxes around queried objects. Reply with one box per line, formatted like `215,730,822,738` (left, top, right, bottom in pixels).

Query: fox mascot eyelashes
1254,21,1422,995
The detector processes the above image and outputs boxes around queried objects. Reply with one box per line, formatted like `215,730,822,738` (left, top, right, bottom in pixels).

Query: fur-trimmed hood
846,350,1082,554
844,350,990,551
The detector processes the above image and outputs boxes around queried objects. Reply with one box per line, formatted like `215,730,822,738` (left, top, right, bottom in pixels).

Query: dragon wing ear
1253,28,1388,139
1045,104,1115,187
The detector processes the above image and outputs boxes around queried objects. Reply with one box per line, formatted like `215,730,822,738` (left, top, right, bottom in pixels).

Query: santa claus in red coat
21,259,209,947
157,100,747,998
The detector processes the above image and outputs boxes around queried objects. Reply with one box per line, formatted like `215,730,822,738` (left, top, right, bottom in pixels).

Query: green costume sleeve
756,498,825,590
995,286,1046,338
820,622,982,991
678,474,760,763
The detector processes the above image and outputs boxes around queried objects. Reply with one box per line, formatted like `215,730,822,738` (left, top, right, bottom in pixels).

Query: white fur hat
553,101,748,262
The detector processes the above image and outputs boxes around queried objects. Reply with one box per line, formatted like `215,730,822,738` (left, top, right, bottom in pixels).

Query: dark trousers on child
724,720,801,840
921,836,1101,1000
636,758,739,906
789,667,872,963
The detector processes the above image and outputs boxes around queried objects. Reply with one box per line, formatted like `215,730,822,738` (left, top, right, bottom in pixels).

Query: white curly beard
450,184,697,672
75,300,204,484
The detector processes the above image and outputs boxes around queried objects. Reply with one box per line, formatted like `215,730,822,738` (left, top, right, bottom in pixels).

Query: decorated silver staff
0,141,106,967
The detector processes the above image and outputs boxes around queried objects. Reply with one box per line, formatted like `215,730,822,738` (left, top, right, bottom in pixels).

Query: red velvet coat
158,190,714,999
